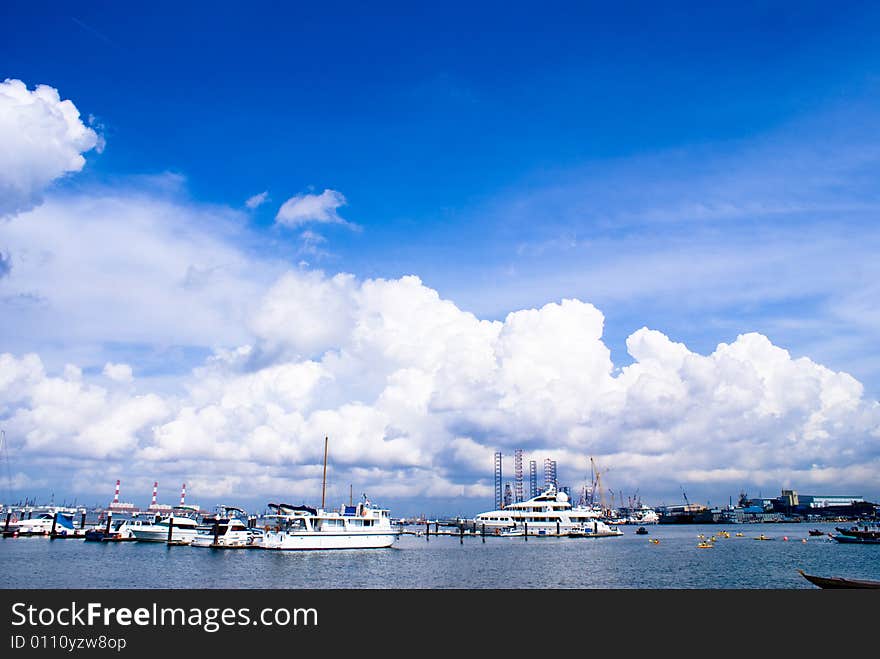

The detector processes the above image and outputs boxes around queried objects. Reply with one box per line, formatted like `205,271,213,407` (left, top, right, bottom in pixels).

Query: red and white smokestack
150,481,158,507
179,483,186,506
113,480,120,505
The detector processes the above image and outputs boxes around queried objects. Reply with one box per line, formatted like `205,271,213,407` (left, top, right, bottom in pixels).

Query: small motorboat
635,526,648,535
799,569,880,589
808,529,825,537
831,534,880,544
697,541,713,548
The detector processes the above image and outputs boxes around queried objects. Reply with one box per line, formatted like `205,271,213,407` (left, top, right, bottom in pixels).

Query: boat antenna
321,436,329,510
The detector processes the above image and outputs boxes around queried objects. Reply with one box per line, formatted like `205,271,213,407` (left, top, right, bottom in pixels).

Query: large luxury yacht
474,486,623,537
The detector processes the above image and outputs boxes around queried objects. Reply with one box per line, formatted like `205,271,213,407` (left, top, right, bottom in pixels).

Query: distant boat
834,525,880,541
635,526,648,535
84,518,144,542
191,507,256,548
257,499,399,550
129,506,201,544
831,534,880,544
799,569,880,589
808,529,826,536
493,527,525,537
8,511,77,536
474,485,621,537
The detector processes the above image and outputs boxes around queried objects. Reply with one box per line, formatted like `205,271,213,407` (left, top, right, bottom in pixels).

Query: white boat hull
259,530,398,550
191,531,251,548
131,527,197,544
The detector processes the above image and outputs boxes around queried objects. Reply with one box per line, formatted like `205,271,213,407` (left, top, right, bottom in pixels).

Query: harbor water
2,522,877,589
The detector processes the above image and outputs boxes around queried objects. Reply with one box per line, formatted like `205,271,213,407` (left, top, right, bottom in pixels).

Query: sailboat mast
321,436,329,510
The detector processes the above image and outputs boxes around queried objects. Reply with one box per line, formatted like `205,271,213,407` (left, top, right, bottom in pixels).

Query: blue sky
2,2,880,514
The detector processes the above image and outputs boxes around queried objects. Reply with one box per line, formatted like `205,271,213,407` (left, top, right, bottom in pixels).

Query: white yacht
7,510,79,536
258,497,400,550
627,507,660,525
191,507,254,548
474,487,623,537
129,506,201,544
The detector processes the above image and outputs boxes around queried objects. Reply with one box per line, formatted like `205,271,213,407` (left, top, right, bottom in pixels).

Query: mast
321,436,329,510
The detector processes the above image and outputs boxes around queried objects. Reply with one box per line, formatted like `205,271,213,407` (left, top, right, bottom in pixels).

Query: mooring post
425,521,429,541
4,512,11,532
166,515,174,544
524,522,528,541
557,521,560,536
460,523,464,544
481,523,485,543
213,521,220,546
435,522,439,534
50,513,58,538
105,511,113,534
80,511,86,529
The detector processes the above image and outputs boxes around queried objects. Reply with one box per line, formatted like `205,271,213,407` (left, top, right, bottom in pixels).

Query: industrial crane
590,457,611,515
680,485,690,508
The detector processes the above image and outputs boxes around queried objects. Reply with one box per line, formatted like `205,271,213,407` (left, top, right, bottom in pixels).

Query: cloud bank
0,79,101,218
2,269,877,510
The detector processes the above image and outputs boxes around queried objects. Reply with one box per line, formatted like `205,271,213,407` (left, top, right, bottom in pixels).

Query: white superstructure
475,487,623,537
258,498,399,550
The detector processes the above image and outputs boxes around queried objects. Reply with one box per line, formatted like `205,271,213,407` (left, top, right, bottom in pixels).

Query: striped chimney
179,483,186,506
113,480,120,505
150,482,158,507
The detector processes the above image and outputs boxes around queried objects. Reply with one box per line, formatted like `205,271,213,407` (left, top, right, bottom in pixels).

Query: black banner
0,588,875,654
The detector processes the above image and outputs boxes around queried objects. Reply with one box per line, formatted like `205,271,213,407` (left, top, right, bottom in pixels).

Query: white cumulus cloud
1,268,878,508
275,189,356,229
0,79,101,218
103,362,134,383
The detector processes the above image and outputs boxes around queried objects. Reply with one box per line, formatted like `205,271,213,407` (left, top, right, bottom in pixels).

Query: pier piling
524,522,528,540
460,524,464,544
105,512,112,534
49,513,58,538
481,523,485,543
213,521,220,546
166,516,174,544
4,512,10,532
80,511,86,529
425,521,429,541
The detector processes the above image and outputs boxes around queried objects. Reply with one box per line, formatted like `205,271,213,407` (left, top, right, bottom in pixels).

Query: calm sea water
1,522,877,589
